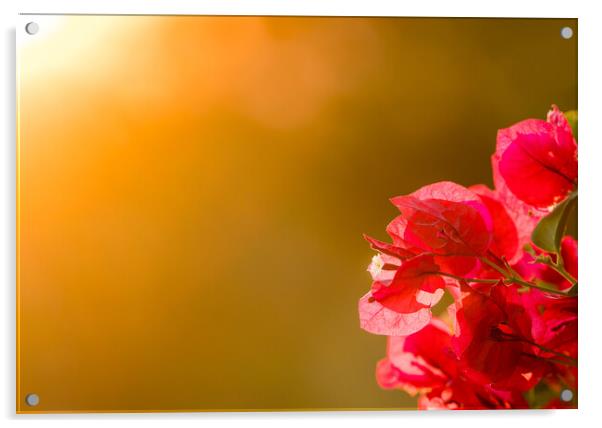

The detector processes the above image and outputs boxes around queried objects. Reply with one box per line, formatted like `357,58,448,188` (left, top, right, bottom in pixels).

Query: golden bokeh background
17,16,577,412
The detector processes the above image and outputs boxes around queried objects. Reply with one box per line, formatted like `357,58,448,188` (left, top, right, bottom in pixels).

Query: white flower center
367,254,385,278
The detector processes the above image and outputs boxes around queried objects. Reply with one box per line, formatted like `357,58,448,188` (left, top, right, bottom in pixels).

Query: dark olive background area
18,16,576,412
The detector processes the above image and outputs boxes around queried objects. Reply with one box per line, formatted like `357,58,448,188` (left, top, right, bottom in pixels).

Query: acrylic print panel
16,15,578,413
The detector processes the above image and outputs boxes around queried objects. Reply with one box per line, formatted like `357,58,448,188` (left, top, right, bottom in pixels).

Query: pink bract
494,106,577,209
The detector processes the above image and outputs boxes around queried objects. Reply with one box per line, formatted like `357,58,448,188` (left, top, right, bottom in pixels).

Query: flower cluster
359,106,578,409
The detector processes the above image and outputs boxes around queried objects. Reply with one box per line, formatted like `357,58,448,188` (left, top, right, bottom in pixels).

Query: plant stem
540,257,577,284
509,277,569,296
480,256,511,277
480,256,570,297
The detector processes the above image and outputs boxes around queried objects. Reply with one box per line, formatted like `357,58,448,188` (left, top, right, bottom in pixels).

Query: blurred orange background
17,15,577,412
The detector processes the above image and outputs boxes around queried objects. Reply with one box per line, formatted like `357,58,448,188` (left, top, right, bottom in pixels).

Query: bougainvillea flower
366,253,399,282
375,320,454,393
377,319,529,409
371,219,479,278
370,254,445,313
452,290,520,384
359,254,445,336
390,181,492,257
364,181,494,277
522,289,577,359
493,105,577,209
501,284,577,394
451,287,545,391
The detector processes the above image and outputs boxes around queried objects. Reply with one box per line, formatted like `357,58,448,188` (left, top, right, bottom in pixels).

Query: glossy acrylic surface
16,15,577,412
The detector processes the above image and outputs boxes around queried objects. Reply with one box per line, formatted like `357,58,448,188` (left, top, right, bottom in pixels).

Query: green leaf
525,380,559,409
531,193,577,253
564,110,578,141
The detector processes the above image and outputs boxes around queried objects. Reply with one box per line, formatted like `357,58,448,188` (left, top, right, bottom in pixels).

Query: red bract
359,254,445,336
376,320,454,393
520,285,577,361
370,254,445,313
364,234,416,261
505,284,577,395
490,164,546,258
493,105,577,209
561,236,578,281
378,320,529,409
451,287,543,391
390,181,492,257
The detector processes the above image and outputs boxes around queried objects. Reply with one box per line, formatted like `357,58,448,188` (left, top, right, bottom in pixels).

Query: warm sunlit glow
18,15,146,83
17,15,577,413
